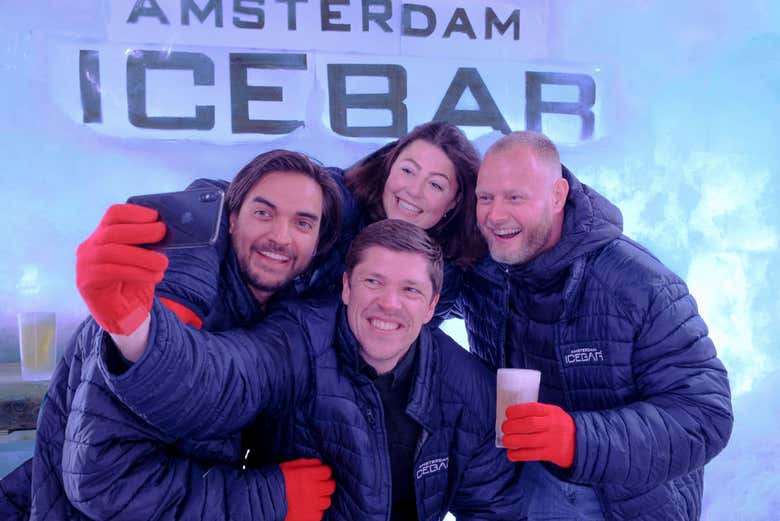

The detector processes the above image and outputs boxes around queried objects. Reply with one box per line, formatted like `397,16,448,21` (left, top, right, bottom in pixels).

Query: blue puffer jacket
456,168,733,520
0,178,295,520
63,247,294,521
92,297,528,521
21,247,289,520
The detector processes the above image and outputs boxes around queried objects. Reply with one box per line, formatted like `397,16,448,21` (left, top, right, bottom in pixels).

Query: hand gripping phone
127,187,225,250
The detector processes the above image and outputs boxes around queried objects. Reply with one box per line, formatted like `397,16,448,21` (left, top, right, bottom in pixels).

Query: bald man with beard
453,131,733,520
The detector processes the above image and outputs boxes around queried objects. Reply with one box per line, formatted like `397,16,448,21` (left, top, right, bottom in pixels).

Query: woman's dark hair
344,121,486,268
226,149,343,262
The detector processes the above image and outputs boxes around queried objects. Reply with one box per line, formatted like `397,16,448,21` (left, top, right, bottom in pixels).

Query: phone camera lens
200,192,217,202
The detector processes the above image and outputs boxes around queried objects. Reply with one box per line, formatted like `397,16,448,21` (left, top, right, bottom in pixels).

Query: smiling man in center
72,219,528,520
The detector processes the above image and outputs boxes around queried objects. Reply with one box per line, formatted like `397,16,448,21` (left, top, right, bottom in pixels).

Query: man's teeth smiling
397,198,422,214
259,250,290,262
493,228,521,238
370,318,401,331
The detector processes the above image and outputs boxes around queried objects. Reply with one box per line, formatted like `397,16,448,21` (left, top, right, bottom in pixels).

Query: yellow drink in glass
17,312,56,381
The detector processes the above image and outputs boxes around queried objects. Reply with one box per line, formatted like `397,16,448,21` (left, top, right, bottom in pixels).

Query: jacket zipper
503,266,513,368
366,387,393,521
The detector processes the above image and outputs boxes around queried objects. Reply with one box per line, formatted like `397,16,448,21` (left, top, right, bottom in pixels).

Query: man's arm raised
76,203,306,439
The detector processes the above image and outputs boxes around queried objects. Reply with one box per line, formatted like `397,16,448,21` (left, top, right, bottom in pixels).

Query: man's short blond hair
486,131,561,174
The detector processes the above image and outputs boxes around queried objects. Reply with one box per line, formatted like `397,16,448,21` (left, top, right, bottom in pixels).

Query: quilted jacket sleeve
448,429,527,520
569,277,733,489
29,318,97,521
441,339,527,520
62,351,287,521
0,458,31,521
99,300,308,441
154,178,231,321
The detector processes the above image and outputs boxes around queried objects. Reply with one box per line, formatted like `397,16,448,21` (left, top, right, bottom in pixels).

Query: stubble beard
487,215,552,266
237,248,302,297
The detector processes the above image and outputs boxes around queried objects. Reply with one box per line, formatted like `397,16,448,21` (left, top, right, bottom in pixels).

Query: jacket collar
221,249,264,327
404,326,442,432
335,306,442,432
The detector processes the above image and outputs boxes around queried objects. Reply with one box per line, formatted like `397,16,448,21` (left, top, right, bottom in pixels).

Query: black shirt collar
358,338,418,389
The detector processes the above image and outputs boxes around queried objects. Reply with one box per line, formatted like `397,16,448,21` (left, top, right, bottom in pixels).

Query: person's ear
552,177,569,211
446,193,459,213
422,293,440,324
229,212,236,234
341,272,350,306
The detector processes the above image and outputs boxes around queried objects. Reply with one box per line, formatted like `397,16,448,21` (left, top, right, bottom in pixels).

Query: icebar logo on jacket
416,457,449,479
562,346,606,366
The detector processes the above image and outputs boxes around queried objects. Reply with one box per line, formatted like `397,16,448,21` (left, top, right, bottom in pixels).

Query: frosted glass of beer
17,312,56,381
496,368,541,448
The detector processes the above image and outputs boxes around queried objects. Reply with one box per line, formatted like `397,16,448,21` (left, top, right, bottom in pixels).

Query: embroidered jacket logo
562,347,606,366
416,457,449,479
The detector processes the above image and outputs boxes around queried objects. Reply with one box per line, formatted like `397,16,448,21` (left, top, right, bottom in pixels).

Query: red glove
76,204,168,335
280,458,336,521
502,402,576,468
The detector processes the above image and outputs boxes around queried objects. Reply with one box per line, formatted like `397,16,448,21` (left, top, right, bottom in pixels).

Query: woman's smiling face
381,139,458,230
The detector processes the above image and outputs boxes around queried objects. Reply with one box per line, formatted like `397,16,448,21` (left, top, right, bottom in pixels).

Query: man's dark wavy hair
226,149,343,262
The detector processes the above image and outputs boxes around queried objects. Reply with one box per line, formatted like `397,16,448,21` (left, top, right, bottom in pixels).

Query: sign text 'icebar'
78,49,597,140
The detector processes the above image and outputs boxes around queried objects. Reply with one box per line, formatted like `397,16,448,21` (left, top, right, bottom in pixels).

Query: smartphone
127,187,225,249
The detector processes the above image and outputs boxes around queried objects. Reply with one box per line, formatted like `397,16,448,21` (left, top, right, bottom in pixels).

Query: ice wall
0,1,778,517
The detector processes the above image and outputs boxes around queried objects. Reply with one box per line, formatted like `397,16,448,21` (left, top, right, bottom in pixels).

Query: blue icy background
0,1,778,518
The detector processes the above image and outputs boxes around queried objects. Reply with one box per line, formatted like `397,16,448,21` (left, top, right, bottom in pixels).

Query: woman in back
314,120,485,322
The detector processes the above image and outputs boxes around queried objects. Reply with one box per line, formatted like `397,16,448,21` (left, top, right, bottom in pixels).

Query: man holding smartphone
2,150,345,520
